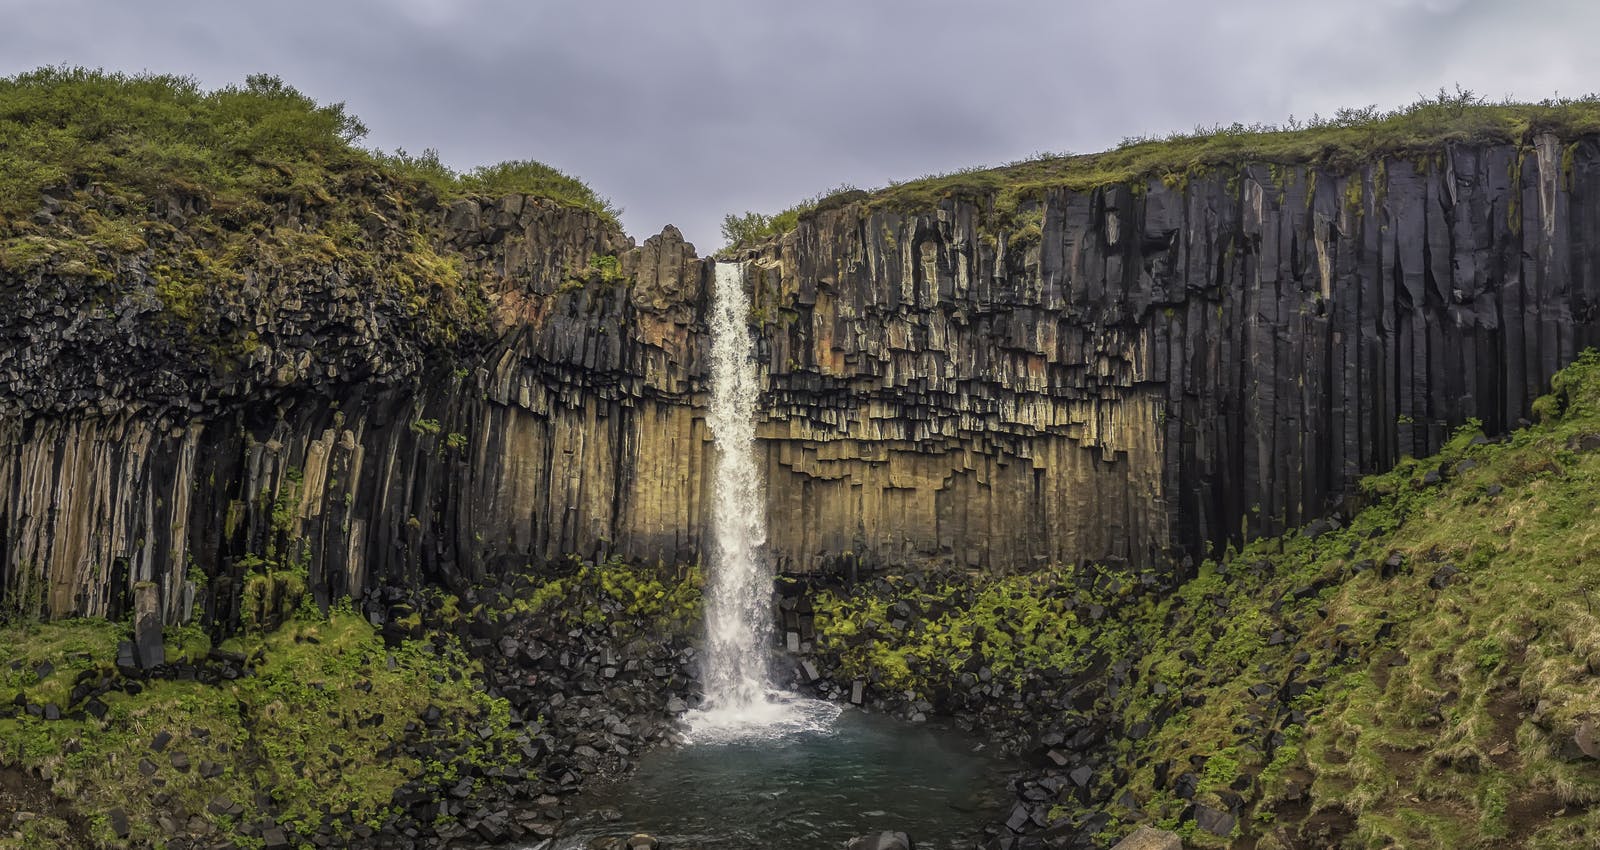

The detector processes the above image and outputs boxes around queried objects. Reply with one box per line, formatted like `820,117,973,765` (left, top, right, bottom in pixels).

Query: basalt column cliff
0,193,715,624
3,136,1599,625
738,135,1600,572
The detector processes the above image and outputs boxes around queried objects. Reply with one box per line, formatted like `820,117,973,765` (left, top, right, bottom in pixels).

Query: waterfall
701,261,772,712
689,262,838,741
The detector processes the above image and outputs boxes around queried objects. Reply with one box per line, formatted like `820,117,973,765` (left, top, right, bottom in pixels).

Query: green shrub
458,159,619,223
0,67,618,226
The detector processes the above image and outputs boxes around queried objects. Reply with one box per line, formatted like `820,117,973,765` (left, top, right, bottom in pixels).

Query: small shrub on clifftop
458,159,621,222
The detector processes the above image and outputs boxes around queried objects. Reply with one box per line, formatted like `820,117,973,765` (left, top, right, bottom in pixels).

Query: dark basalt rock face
3,136,1600,626
735,134,1600,570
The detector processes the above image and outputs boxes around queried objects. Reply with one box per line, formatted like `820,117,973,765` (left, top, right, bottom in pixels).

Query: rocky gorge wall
3,134,1599,626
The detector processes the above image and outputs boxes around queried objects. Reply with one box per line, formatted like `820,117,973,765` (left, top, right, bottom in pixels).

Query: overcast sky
3,0,1597,249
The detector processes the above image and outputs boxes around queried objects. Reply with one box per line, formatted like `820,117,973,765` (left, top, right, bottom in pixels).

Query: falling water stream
698,261,778,711
688,261,836,739
544,262,1010,848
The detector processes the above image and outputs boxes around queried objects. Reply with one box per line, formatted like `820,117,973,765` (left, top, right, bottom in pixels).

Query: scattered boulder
1575,719,1600,760
108,808,130,839
1429,564,1461,590
472,811,511,843
262,825,291,850
1193,804,1236,837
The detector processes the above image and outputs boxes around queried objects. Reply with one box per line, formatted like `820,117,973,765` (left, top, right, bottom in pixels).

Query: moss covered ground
0,604,516,849
813,350,1600,848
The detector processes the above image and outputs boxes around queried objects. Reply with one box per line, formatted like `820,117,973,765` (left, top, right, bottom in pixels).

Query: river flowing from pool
547,708,1013,849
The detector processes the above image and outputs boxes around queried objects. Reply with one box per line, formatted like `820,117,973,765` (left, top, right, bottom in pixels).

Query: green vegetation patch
0,603,516,849
722,88,1600,250
0,66,618,228
0,67,619,358
507,556,703,637
1096,350,1600,847
812,566,1141,695
719,183,867,252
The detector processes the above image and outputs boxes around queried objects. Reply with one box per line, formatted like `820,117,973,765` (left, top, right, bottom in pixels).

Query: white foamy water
684,691,842,744
689,262,829,739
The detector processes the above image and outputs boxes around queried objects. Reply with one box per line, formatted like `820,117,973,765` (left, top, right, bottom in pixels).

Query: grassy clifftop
722,88,1600,250
811,349,1600,848
0,67,618,229
0,68,619,352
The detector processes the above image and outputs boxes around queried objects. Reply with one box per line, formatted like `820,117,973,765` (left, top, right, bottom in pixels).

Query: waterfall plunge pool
553,264,1016,848
544,697,1016,849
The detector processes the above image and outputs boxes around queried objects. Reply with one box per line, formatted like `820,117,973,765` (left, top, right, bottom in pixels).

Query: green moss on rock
0,605,515,849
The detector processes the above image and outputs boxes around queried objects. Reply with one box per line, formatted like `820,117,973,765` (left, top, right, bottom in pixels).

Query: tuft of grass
457,159,620,222
719,184,865,252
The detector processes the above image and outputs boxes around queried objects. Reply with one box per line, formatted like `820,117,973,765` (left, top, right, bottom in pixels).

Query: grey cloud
2,0,1595,247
